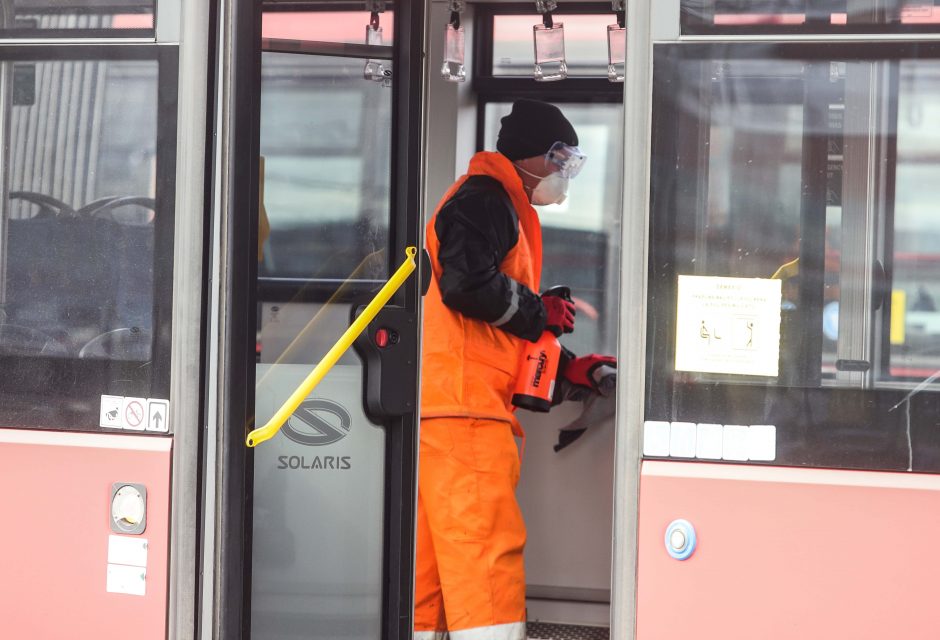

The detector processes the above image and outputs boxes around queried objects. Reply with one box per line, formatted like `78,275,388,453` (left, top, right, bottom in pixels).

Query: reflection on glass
259,52,391,281
262,11,395,45
0,58,164,429
682,0,940,30
891,61,940,378
0,1,154,32
484,101,623,356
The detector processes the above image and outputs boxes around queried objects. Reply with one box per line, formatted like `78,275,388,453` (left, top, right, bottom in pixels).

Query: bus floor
527,621,610,640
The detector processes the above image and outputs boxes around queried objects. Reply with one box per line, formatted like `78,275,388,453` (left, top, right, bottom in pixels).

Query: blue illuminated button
664,519,696,561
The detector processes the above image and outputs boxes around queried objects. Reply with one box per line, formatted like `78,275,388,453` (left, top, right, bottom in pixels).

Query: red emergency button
375,328,389,348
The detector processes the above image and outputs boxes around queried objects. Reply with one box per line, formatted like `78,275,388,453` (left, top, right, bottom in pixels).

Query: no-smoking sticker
122,397,147,431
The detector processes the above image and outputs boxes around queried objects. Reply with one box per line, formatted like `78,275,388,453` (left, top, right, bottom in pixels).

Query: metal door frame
611,2,655,638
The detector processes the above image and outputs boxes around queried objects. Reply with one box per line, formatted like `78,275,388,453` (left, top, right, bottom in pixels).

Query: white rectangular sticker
121,397,148,431
146,399,169,433
669,422,697,458
695,423,724,460
722,425,750,461
106,563,146,596
643,421,671,457
748,424,777,461
108,535,148,568
99,395,124,429
675,276,782,377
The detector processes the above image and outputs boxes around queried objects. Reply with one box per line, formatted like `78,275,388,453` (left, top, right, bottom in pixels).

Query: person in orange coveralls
415,99,616,640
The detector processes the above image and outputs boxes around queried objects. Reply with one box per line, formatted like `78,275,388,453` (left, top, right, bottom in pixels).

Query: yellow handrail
771,257,799,280
246,246,418,447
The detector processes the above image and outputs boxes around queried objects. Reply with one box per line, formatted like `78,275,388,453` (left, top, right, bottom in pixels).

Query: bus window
682,0,940,33
892,60,940,378
649,46,940,472
1,1,154,34
259,51,392,282
488,13,617,77
0,53,173,430
263,10,395,45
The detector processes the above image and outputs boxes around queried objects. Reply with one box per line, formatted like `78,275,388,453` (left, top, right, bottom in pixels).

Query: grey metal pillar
165,0,210,637
611,0,658,638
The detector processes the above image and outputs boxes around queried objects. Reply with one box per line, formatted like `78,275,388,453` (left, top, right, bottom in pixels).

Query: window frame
647,40,940,472
0,43,178,432
472,1,626,122
256,25,398,305
472,3,626,167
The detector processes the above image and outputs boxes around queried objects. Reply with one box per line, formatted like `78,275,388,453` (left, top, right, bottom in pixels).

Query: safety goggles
545,141,586,179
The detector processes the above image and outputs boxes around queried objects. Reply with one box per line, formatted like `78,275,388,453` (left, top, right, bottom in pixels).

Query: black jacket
435,175,547,342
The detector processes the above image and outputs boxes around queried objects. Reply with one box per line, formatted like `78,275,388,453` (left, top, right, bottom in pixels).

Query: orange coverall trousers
413,417,527,640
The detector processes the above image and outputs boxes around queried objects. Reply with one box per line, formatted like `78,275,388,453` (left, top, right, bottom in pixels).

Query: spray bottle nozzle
542,285,572,302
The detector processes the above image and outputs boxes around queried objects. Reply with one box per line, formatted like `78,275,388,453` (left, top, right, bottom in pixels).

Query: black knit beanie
496,99,578,161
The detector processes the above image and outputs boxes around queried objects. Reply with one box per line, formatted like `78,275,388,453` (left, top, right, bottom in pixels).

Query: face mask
514,164,569,206
531,172,569,206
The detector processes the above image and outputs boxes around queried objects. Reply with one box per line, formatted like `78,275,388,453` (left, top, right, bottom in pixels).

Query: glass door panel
251,47,393,639
648,45,940,472
0,50,174,431
258,52,392,282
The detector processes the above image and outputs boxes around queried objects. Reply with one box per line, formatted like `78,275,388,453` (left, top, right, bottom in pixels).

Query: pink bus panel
637,460,940,639
0,430,171,640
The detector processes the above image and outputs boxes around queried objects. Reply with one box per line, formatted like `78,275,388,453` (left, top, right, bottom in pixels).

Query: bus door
209,2,426,639
633,5,940,637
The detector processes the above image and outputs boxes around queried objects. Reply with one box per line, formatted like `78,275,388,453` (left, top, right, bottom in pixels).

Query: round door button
664,519,697,560
669,529,687,552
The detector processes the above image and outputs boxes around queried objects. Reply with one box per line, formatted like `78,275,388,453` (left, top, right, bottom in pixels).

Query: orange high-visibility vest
421,152,542,429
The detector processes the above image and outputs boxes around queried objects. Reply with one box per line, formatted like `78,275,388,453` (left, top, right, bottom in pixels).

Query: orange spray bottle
511,286,570,412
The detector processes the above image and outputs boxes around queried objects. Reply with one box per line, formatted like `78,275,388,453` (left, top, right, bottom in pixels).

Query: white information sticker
108,535,148,568
695,423,724,460
642,421,671,457
121,397,148,431
669,422,697,458
146,399,170,433
100,395,124,429
675,276,782,377
106,563,146,596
